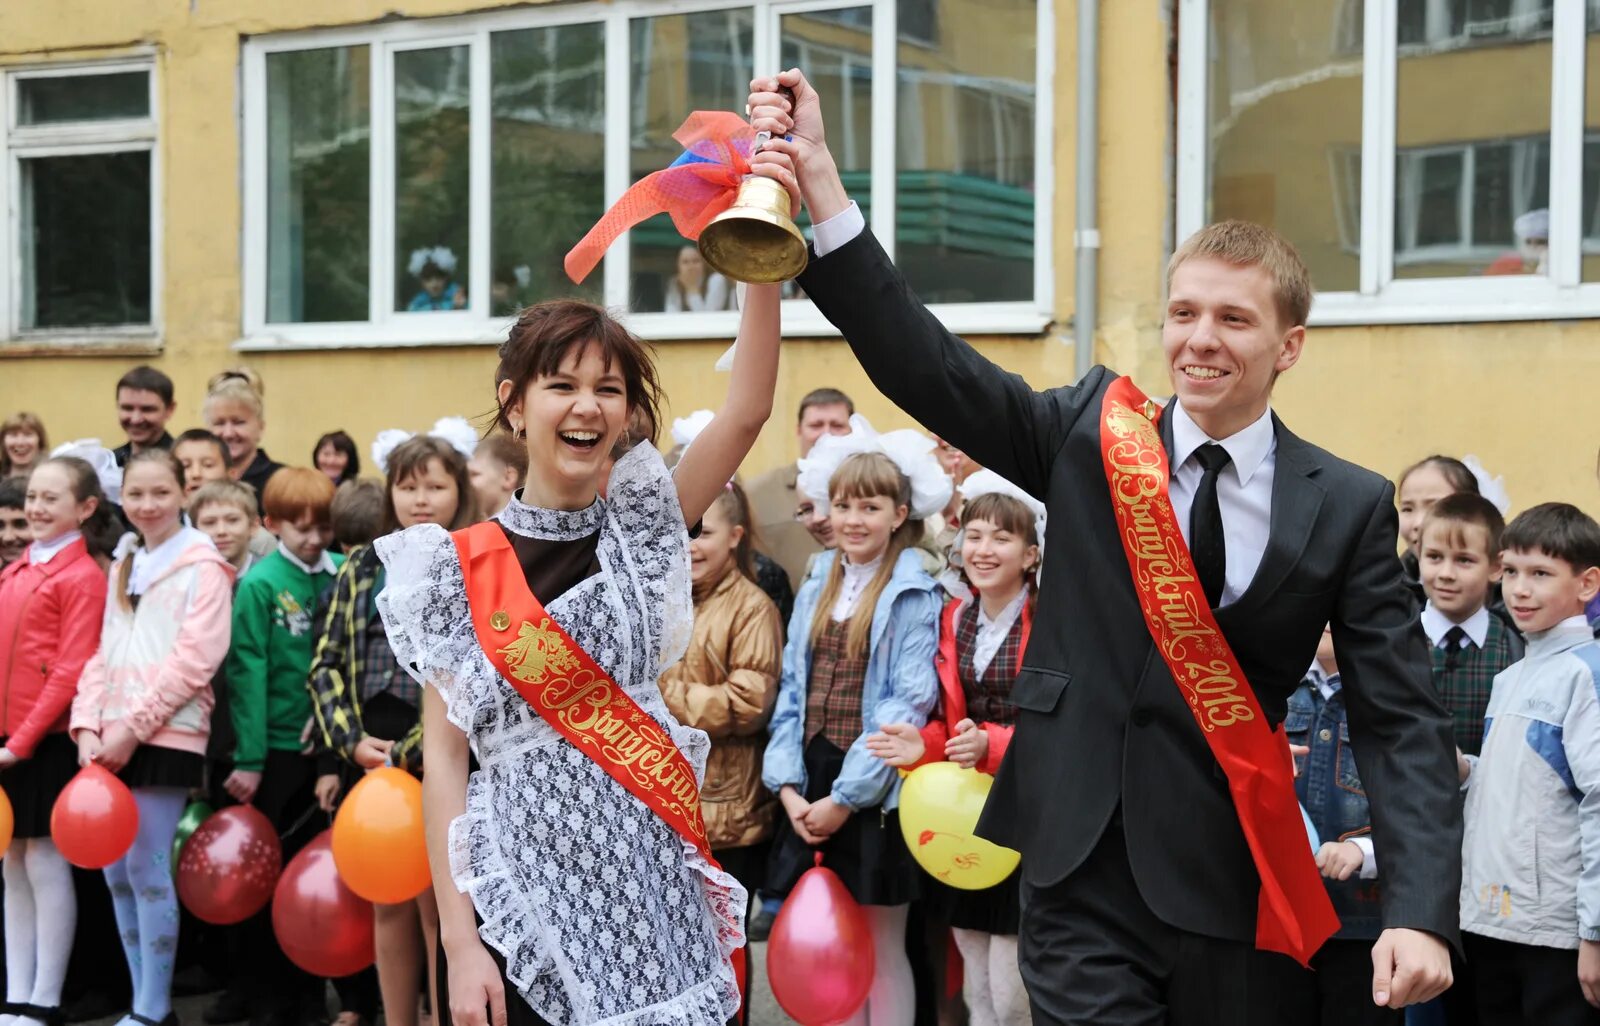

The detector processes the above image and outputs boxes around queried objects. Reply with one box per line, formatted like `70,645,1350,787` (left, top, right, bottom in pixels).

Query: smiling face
500,342,629,510
689,498,742,587
830,491,907,565
1163,257,1304,440
1419,518,1499,621
960,516,1037,599
797,497,835,548
1398,465,1459,554
122,459,185,546
4,430,41,471
0,504,26,564
1499,547,1600,635
315,442,349,482
206,399,264,468
117,387,175,448
25,463,94,545
174,439,229,499
391,456,463,530
194,501,255,568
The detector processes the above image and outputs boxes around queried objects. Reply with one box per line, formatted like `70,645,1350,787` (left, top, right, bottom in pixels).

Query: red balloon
177,806,283,925
272,830,375,978
51,764,139,869
767,862,875,1026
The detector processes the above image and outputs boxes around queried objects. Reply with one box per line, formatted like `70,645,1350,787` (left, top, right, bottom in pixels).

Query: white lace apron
375,443,745,1026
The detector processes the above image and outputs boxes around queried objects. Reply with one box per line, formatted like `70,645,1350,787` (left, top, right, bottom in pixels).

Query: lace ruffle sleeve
374,523,480,732
604,443,694,673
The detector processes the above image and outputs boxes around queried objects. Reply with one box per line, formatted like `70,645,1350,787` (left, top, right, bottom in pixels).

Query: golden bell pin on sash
697,86,808,284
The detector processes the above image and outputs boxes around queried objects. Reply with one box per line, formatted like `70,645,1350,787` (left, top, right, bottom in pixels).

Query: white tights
2,837,78,1022
952,929,1031,1026
837,904,916,1026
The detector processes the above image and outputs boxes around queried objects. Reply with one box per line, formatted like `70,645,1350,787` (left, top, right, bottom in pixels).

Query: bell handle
751,84,796,153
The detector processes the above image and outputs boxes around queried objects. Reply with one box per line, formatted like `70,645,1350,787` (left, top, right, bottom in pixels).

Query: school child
404,247,464,312
70,450,235,1026
0,458,113,1026
224,467,341,1026
0,477,26,569
328,479,384,557
189,481,261,578
1459,503,1600,1025
465,431,527,520
764,443,947,1026
172,430,232,502
309,436,475,1026
868,471,1042,1026
1396,456,1480,601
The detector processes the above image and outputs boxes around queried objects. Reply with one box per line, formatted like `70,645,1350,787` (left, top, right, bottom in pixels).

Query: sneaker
203,990,249,1026
746,905,774,943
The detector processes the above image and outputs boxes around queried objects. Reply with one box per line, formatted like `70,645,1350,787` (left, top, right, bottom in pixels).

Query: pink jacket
0,538,109,758
71,535,234,756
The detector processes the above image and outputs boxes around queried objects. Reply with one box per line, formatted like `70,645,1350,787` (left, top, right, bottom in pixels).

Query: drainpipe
1073,0,1099,381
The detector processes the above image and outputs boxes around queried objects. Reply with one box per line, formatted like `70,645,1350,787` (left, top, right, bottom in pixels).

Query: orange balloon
331,767,429,904
0,785,13,851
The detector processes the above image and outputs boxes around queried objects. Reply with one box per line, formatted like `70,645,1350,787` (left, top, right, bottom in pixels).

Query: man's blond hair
1167,220,1313,329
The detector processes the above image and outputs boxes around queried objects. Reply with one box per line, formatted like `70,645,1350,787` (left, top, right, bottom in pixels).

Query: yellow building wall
0,0,1594,518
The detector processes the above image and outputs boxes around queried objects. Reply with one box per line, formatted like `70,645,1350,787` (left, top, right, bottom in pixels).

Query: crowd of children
1,364,1599,1026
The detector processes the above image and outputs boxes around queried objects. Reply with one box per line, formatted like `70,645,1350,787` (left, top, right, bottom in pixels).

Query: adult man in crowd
112,365,177,465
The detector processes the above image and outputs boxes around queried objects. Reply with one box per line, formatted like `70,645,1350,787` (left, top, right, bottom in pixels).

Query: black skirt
767,735,922,907
928,867,1021,935
119,745,205,790
1,733,81,839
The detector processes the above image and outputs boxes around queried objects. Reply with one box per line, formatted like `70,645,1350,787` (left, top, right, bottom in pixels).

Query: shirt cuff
1351,836,1378,880
1461,753,1479,791
812,201,865,258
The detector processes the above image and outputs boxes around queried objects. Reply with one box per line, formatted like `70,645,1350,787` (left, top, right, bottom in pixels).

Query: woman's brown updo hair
494,301,663,454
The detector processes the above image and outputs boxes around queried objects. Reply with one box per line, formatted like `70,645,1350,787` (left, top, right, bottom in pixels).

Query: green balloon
170,800,213,878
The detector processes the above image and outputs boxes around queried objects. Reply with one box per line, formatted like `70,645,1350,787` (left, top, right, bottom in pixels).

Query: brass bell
698,174,809,285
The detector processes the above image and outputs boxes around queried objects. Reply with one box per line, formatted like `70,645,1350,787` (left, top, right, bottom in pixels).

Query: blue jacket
762,548,940,811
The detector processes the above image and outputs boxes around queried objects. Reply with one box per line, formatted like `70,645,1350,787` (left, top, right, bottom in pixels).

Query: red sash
451,522,747,1006
1098,376,1338,966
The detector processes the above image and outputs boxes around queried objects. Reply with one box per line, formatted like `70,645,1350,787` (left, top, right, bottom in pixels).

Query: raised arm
748,70,1102,498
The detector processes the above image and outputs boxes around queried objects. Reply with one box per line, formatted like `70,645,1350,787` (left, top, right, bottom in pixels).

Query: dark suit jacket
797,228,1462,947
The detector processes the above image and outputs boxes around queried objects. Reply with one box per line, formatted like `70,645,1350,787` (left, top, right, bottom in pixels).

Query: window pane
628,9,753,313
491,24,605,312
1208,1,1361,293
1394,0,1550,278
1584,3,1600,282
266,46,371,324
395,46,471,313
20,152,150,329
895,0,1035,303
17,72,148,124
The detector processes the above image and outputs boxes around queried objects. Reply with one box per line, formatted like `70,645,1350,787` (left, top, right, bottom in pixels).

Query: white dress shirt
1420,603,1490,649
815,200,1280,607
29,529,81,565
277,540,337,577
832,553,884,622
129,526,214,596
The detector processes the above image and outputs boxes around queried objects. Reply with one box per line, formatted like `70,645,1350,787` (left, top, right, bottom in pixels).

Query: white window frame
1177,0,1599,325
0,57,160,346
239,0,1054,350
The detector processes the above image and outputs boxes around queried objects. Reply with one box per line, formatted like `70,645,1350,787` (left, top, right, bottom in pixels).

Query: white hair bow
959,468,1048,554
1462,455,1510,515
407,246,459,277
49,439,123,505
371,416,479,475
670,409,716,449
796,414,953,522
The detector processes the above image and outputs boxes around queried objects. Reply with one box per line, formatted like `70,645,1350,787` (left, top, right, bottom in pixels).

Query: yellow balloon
897,762,1020,890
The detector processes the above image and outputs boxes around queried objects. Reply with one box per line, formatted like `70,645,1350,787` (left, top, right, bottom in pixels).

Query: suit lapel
1233,415,1324,608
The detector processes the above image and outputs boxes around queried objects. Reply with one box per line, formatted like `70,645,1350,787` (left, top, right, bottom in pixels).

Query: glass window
16,71,148,125
1208,1,1362,294
782,5,874,260
1394,0,1550,278
1585,3,1600,282
895,0,1035,303
265,46,371,323
491,24,606,312
628,9,753,313
395,46,471,313
18,152,150,328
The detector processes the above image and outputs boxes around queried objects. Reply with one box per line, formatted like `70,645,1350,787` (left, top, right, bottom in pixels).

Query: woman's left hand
801,796,852,839
94,723,140,773
750,136,803,218
944,719,989,769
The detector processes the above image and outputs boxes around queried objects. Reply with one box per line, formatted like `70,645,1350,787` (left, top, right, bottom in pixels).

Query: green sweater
226,549,344,772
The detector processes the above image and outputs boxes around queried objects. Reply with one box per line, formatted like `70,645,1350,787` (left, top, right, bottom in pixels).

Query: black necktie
1189,443,1233,608
1442,625,1467,671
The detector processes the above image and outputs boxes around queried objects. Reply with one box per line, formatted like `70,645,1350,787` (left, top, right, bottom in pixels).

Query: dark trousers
1017,814,1314,1025
1309,938,1402,1026
1466,933,1600,1026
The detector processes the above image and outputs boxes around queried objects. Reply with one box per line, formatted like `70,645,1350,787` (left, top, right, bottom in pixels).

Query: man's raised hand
748,70,851,223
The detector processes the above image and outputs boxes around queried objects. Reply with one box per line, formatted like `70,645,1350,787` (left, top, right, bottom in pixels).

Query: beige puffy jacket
659,564,783,850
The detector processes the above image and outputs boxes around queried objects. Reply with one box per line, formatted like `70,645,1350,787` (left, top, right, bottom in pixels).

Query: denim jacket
1287,675,1384,940
762,548,940,811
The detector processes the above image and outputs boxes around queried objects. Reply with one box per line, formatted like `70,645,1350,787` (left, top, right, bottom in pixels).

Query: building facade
0,0,1595,505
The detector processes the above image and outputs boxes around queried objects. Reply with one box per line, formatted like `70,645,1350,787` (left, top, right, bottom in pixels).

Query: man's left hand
1371,928,1452,1008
